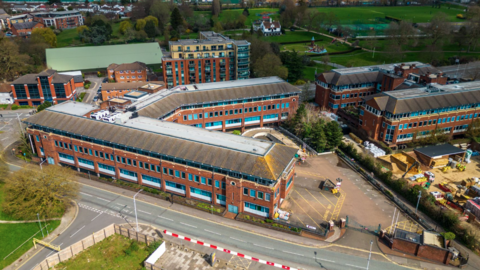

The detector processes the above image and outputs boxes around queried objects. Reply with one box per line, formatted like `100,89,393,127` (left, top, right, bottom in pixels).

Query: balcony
219,62,226,66
220,68,226,72
188,63,195,68
189,69,195,73
238,55,249,59
166,71,172,75
237,67,249,71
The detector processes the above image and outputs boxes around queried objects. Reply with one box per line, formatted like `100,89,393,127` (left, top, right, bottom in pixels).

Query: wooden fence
32,224,157,270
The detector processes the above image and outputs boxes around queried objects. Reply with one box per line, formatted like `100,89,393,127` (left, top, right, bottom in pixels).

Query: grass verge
56,234,154,270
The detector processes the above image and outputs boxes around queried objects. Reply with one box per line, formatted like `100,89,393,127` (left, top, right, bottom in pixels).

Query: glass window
258,191,264,199
266,193,271,201
250,189,255,197
215,180,219,188
195,175,200,182
188,174,193,181
169,169,174,175
208,178,212,186
201,177,206,184
243,188,248,195
175,170,180,177
163,167,167,174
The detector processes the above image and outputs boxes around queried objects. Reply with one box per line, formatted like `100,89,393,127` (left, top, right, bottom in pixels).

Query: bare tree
422,12,452,47
303,10,325,32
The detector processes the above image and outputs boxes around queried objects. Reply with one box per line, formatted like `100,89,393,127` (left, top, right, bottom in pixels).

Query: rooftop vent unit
426,84,442,93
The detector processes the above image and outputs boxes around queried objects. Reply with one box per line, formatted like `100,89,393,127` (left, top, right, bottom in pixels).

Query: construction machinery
442,166,451,173
402,161,420,178
456,163,466,172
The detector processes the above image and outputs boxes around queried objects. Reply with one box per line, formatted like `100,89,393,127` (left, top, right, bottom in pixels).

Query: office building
11,69,76,106
107,62,148,83
162,31,250,88
101,81,165,101
24,101,297,218
315,62,447,112
133,77,299,132
359,81,480,147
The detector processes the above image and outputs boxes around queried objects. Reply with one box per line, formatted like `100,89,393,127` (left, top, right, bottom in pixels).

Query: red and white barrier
164,230,298,270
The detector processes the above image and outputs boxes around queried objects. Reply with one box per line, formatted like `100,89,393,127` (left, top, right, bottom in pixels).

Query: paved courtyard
281,154,421,233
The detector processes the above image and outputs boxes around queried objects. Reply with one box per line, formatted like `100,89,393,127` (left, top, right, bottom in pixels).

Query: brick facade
107,62,148,83
27,129,295,218
392,237,452,264
163,58,230,87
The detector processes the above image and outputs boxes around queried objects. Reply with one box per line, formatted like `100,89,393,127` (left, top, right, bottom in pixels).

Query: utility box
339,218,346,228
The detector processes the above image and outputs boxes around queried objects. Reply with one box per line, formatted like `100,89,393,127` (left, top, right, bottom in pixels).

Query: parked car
93,96,98,102
103,78,108,83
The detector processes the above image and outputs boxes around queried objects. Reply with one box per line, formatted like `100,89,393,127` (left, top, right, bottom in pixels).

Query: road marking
204,229,221,235
91,212,103,221
70,225,85,238
96,197,110,202
318,258,335,263
45,243,63,257
116,203,124,206
253,244,274,250
158,216,173,221
303,189,327,209
345,264,366,269
230,237,246,243
138,210,151,214
282,250,304,256
180,222,197,228
79,192,92,197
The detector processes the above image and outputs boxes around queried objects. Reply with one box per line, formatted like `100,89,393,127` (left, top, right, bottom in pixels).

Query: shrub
147,241,163,253
11,104,19,110
441,232,456,241
293,79,306,85
265,219,273,223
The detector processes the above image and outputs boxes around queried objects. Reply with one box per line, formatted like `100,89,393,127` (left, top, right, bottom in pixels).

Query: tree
135,30,148,41
213,21,223,32
303,10,323,32
310,120,327,152
31,28,57,47
253,53,288,79
279,51,304,82
178,3,194,19
170,7,183,31
76,25,89,35
144,15,159,27
144,20,156,38
440,232,456,241
325,11,338,29
466,119,480,139
0,38,31,81
247,36,273,66
232,130,242,135
37,101,53,112
250,25,254,35
135,19,146,31
242,8,249,17
422,12,452,47
324,121,343,149
150,1,170,30
121,0,129,6
300,81,310,102
2,165,79,220
270,42,280,55
212,0,221,16
119,20,132,35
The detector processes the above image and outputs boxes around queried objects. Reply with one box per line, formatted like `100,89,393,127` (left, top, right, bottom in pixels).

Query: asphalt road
438,61,480,79
19,183,409,270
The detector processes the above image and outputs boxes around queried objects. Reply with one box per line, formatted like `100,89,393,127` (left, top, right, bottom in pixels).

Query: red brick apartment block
107,62,148,83
24,100,297,219
11,69,76,106
31,10,84,29
315,62,448,112
100,81,165,101
163,31,250,88
10,21,44,37
358,81,480,148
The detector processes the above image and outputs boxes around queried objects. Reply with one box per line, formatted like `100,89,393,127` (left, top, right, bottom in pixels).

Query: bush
147,241,163,253
441,232,456,241
293,79,306,85
11,104,19,110
265,219,273,223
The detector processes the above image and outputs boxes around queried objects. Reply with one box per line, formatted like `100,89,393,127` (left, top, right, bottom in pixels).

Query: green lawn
261,31,325,43
56,234,153,270
0,220,61,269
0,183,17,221
282,41,351,54
304,63,332,81
217,8,278,26
313,6,464,24
57,28,82,48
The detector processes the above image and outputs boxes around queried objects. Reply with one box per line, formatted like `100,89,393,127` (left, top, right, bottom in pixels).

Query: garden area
0,183,61,269
56,234,159,270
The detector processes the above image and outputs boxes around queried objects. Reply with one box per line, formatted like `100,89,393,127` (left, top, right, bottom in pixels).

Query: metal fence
346,216,381,236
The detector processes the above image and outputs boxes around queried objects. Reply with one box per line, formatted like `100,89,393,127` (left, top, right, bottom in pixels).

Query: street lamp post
133,190,142,232
366,240,373,270
39,158,47,170
37,213,44,238
415,191,422,215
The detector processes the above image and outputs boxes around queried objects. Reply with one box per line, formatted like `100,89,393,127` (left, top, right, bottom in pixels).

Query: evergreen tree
325,121,343,149
163,27,170,44
144,20,156,38
250,25,254,35
279,50,305,83
242,8,249,17
170,7,184,31
310,121,327,152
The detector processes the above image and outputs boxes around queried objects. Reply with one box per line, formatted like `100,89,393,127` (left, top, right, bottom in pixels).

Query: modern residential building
107,62,148,83
315,62,447,112
31,10,84,29
162,31,250,88
24,101,297,218
358,81,480,147
261,18,281,36
10,20,44,36
101,81,165,101
133,77,299,132
0,9,11,30
0,84,13,104
11,69,76,106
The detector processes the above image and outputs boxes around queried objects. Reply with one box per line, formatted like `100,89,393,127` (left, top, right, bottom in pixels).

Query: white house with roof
261,18,281,36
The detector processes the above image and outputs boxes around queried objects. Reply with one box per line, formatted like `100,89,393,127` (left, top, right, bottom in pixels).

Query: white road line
138,210,151,214
96,197,110,202
45,243,63,257
180,222,197,228
318,258,335,263
229,237,246,242
282,250,304,256
1,137,8,141
91,212,103,221
345,264,366,269
70,225,85,238
79,192,92,197
204,229,221,235
253,244,274,250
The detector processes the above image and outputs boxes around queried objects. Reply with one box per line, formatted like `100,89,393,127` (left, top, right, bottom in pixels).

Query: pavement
437,61,480,80
82,76,103,104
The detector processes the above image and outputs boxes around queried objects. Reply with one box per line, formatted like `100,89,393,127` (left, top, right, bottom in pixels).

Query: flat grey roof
123,117,273,156
48,102,98,116
385,81,480,100
414,144,465,158
333,61,425,75
395,229,421,243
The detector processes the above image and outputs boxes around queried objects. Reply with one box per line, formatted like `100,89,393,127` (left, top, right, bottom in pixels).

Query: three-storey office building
162,31,250,88
359,81,480,147
24,102,298,218
11,69,76,106
315,62,447,112
133,77,299,132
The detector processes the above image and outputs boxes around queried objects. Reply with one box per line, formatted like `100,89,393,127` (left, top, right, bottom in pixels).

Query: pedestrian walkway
0,218,61,224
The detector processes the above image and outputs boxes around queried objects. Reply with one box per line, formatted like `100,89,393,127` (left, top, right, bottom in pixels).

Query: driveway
83,76,104,104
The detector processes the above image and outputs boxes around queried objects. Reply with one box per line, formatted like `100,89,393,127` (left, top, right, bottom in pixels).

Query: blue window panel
258,106,261,111
188,115,192,120
250,189,255,197
98,163,115,171
89,149,93,155
403,124,408,129
193,114,198,120
163,167,167,174
215,180,219,188
188,174,193,181
286,103,289,108
194,175,200,182
221,182,226,189
175,170,180,177
265,193,271,201
35,135,40,142
281,103,285,108
399,124,402,130
201,177,206,184
74,145,78,152
205,113,208,118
